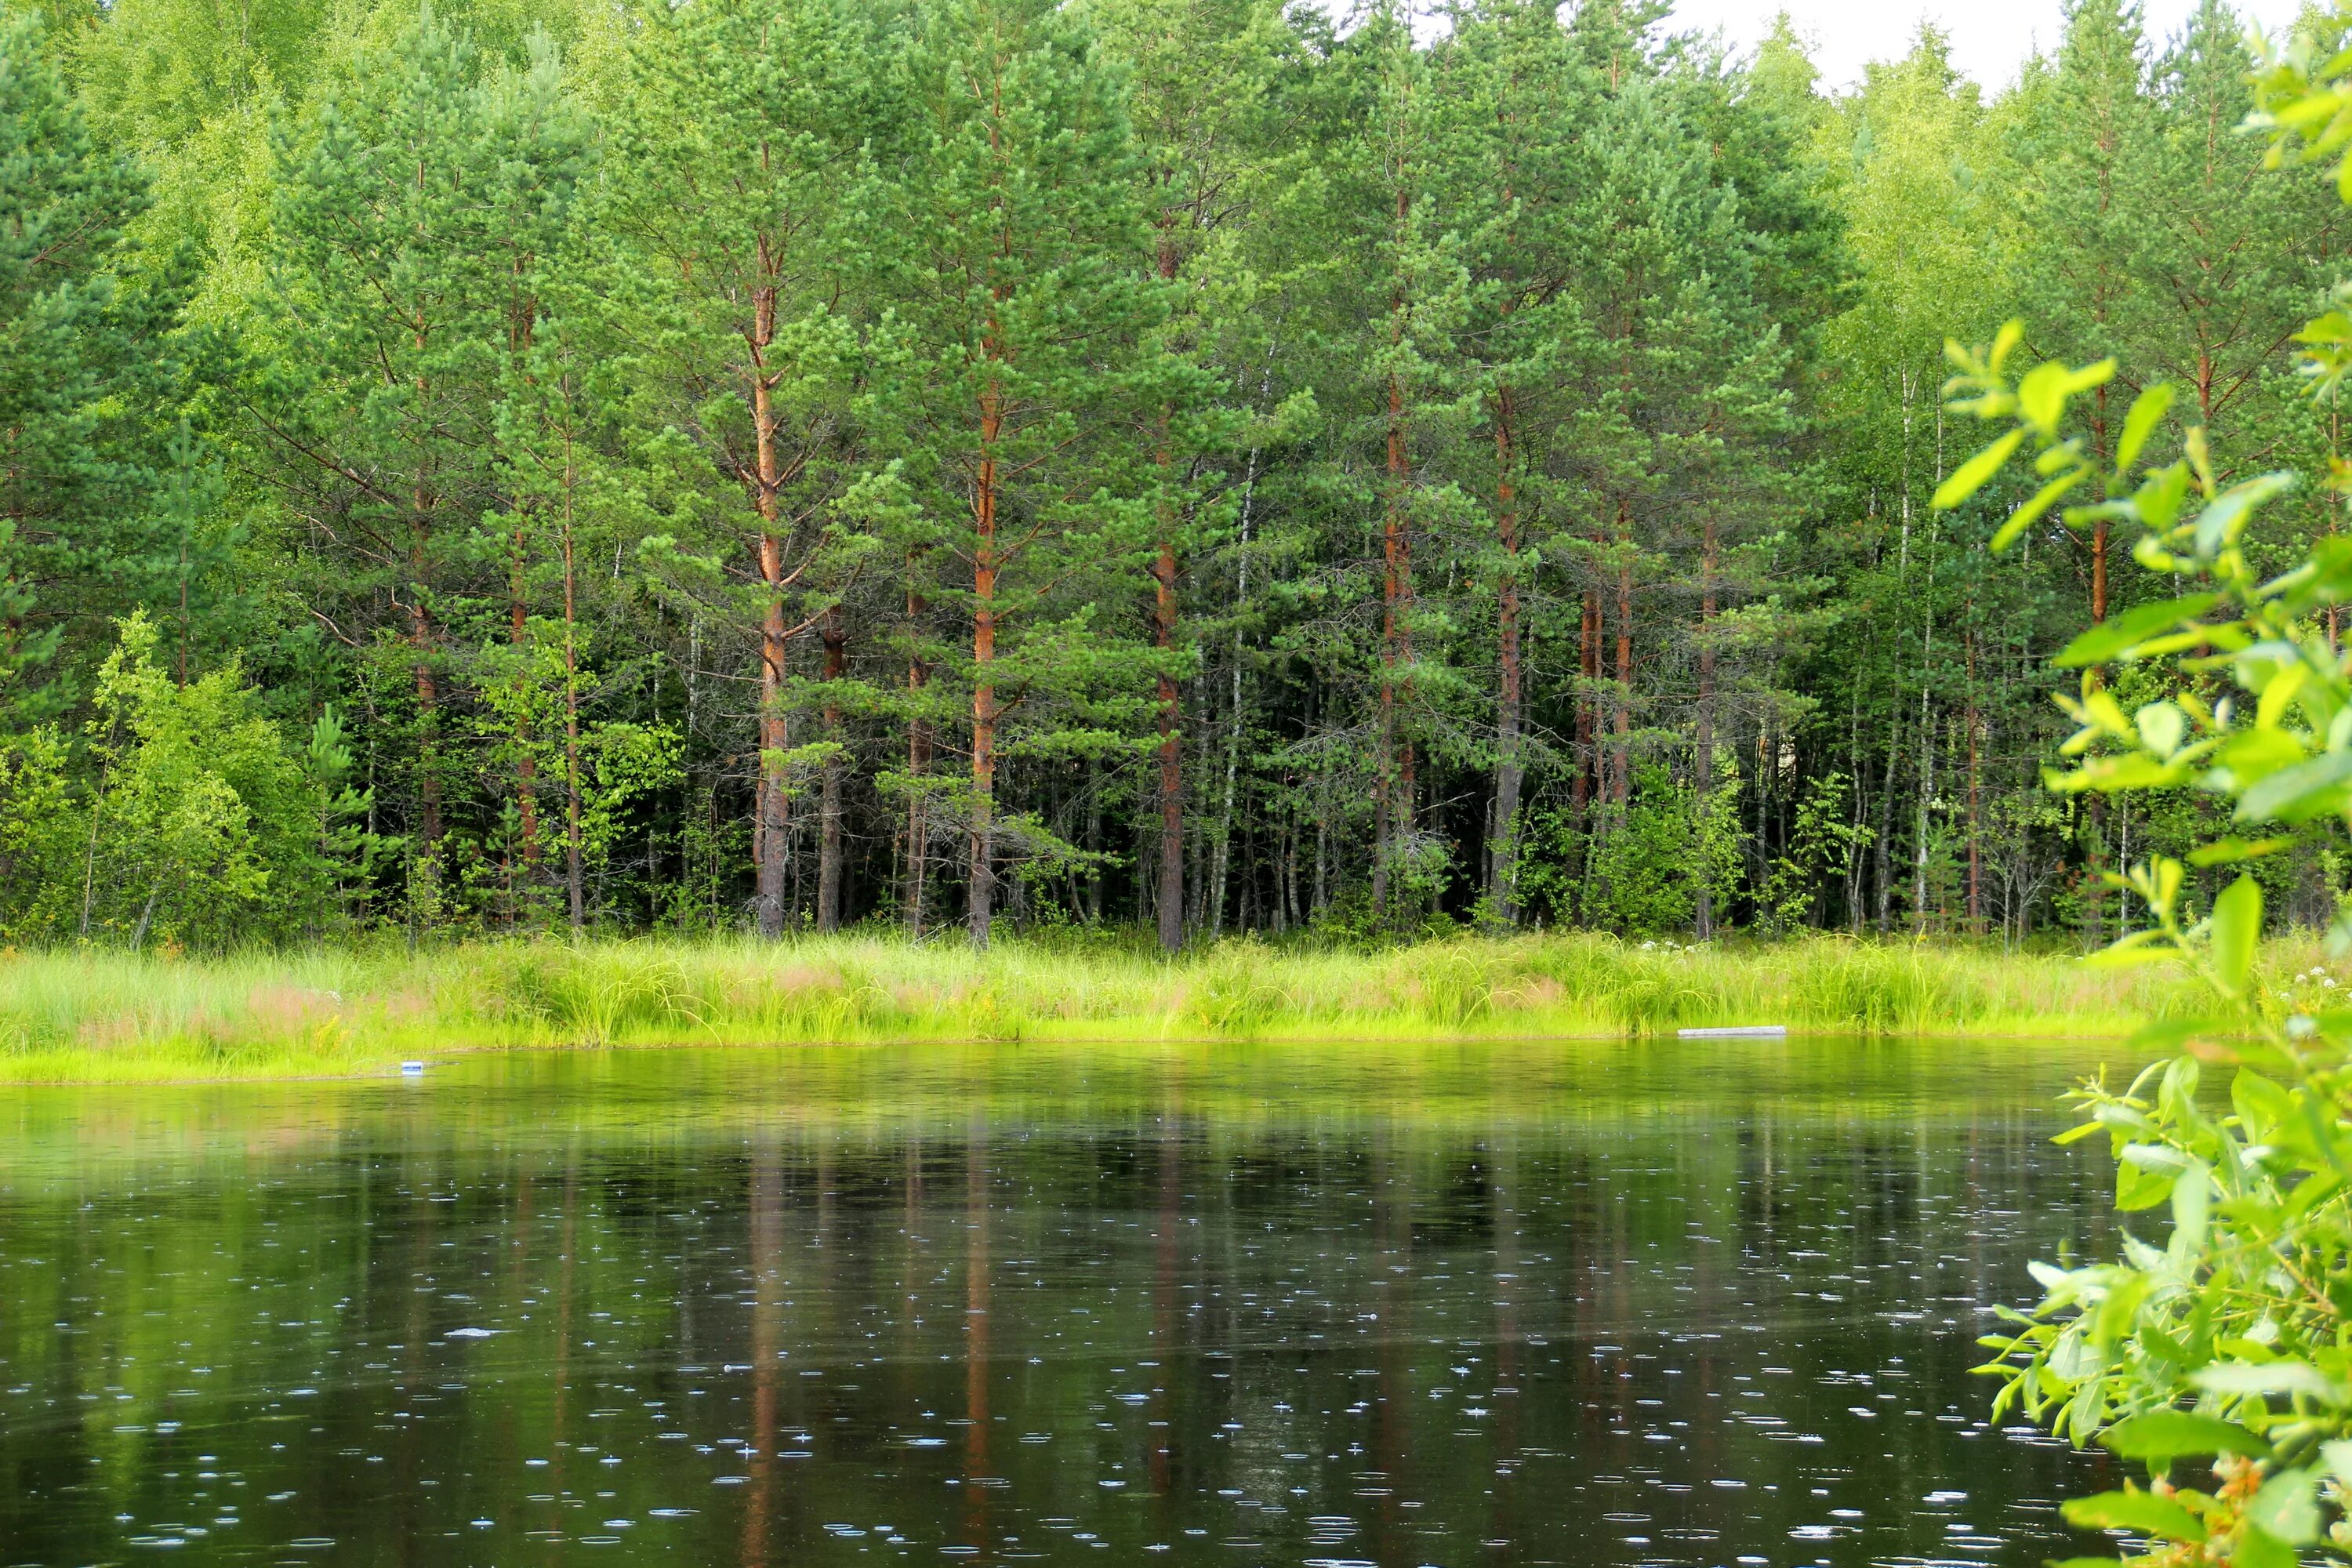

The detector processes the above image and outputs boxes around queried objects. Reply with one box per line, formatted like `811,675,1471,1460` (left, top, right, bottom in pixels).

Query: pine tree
1514,19,1804,931
0,6,140,725
881,0,1166,948
255,8,591,911
1815,30,2014,932
601,0,890,938
13,0,2288,946
2017,0,2151,624
1080,0,1278,951
1431,0,1598,924
1306,3,1482,928
2122,0,2331,461
1,7,221,720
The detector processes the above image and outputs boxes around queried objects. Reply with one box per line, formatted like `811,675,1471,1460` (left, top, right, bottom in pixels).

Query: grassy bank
0,930,2249,1083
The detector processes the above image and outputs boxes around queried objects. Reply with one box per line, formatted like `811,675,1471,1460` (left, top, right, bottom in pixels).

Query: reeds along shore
0,931,2260,1083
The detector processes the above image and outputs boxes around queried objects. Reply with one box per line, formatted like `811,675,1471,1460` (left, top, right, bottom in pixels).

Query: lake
0,1037,2125,1566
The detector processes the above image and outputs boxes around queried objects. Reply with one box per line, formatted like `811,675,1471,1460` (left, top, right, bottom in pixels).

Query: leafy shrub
1581,764,1743,936
1,613,354,949
1943,24,2352,1555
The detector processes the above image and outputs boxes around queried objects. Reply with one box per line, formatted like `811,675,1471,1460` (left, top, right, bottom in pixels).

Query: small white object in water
447,1327,495,1339
1675,1025,1788,1039
400,1061,425,1076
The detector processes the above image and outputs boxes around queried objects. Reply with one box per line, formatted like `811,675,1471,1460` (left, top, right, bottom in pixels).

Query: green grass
0,929,2252,1083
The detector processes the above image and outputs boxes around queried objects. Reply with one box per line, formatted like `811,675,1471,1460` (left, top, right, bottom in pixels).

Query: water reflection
0,1038,2122,1566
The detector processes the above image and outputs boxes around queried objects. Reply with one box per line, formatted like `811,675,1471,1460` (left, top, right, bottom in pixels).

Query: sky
1661,0,2295,93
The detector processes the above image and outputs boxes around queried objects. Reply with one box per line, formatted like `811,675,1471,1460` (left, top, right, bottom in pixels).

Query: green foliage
0,612,343,949
1762,771,1875,931
9,0,2347,952
1581,763,1743,936
1940,15,2352,1556
0,5,215,720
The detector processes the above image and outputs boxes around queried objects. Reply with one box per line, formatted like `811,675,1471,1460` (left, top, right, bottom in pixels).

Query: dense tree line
0,0,2339,949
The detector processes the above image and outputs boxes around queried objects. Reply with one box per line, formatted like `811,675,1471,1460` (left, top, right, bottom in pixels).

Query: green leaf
2060,1490,2206,1541
2187,837,2291,866
2234,750,2352,824
1993,469,2091,552
2136,702,2187,757
2136,462,2194,529
1934,428,2026,511
2119,1142,2190,1174
2116,1155,2176,1210
2233,1070,2295,1139
2286,1169,2344,1217
2170,1162,2211,1254
2100,1411,2271,1462
2247,1468,2321,1545
2210,874,2263,997
2085,942,2179,971
2218,726,2310,782
2114,384,2176,475
2194,473,2297,558
2129,1016,2233,1052
2053,594,2220,667
2234,1523,2299,1568
2194,1359,2347,1401
2019,361,2070,431
1989,318,2024,373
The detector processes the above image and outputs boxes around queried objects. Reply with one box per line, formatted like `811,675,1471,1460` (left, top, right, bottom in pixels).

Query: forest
0,0,2334,952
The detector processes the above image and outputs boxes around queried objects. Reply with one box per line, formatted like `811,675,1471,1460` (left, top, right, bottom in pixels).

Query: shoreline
0,930,2231,1084
0,1024,2154,1088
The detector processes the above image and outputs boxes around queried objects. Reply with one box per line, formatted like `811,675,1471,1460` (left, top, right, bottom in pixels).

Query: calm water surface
0,1038,2131,1567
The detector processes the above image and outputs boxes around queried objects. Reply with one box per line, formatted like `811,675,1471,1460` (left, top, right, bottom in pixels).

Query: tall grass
0,930,2247,1083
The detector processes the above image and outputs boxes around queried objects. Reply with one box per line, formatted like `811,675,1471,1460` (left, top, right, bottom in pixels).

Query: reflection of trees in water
742,1145,780,1568
0,1045,2117,1566
964,1117,990,1555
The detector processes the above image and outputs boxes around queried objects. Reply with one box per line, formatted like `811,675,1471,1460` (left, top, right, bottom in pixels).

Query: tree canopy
1,0,2331,949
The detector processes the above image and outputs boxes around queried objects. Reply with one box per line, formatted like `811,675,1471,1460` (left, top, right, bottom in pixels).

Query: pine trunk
968,387,1002,950
1084,761,1103,923
1914,633,1933,933
410,332,441,902
1152,220,1185,953
1612,507,1632,810
510,526,540,885
1575,590,1596,820
409,533,441,889
1154,531,1183,953
1490,389,1523,926
1210,659,1243,938
817,603,847,935
1965,626,1983,934
561,510,583,931
1375,156,1413,924
1694,519,1717,938
1874,720,1899,932
1379,379,1414,920
1207,485,1254,940
905,567,931,936
750,289,790,941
